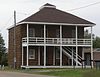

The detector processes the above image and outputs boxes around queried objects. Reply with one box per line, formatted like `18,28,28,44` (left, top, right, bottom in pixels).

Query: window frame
55,49,60,59
72,29,75,38
29,48,35,59
29,28,35,37
56,29,60,38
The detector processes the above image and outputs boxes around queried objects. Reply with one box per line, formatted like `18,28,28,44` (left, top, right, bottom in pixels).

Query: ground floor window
56,48,60,59
29,48,35,59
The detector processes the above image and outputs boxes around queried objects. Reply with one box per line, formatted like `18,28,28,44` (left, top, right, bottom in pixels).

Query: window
56,29,60,38
72,29,75,38
56,49,60,59
29,28,35,37
29,49,35,59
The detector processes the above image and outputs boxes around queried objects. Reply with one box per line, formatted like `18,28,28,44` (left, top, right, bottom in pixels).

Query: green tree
0,33,7,66
93,36,100,48
84,29,100,48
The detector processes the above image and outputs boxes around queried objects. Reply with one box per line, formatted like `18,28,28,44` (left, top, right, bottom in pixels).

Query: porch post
82,48,84,60
22,46,23,66
82,48,84,65
44,24,46,67
26,24,29,66
72,47,74,66
60,25,62,67
91,26,93,67
53,47,55,65
75,26,78,66
38,46,40,66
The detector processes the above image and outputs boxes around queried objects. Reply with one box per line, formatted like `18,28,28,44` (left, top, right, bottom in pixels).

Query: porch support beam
82,48,84,66
91,26,93,67
26,24,29,66
38,46,40,66
75,26,78,66
60,25,62,67
53,47,55,65
44,24,46,67
72,47,74,66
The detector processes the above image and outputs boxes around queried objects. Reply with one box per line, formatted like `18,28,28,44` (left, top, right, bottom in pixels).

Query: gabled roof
20,3,95,25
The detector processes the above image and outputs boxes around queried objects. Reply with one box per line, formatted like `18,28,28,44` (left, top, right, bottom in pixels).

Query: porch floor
21,65,91,69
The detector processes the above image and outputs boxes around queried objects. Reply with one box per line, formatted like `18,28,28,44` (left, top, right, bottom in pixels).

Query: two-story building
8,3,95,68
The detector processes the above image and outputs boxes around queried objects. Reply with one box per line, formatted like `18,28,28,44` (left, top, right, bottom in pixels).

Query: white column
82,48,84,60
22,46,23,66
91,27,93,67
38,46,40,66
44,46,46,67
82,48,84,66
53,47,55,65
72,47,74,66
44,24,46,67
75,26,78,66
26,24,29,66
60,25,62,67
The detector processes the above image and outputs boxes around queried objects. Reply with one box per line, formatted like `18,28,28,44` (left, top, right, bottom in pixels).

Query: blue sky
0,0,100,47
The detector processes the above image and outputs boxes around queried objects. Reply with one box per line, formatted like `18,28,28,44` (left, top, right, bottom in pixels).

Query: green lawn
2,67,100,77
36,69,100,77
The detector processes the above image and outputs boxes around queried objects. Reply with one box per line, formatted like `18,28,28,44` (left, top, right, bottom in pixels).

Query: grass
1,67,100,77
38,69,82,77
36,69,100,77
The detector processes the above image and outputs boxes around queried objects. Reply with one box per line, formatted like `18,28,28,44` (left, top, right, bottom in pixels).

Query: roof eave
7,21,95,30
19,21,96,26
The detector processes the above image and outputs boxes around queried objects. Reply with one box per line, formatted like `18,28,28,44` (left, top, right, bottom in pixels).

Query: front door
84,53,91,66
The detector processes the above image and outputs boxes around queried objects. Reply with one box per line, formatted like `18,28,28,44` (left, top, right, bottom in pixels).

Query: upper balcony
21,24,92,47
22,37,91,47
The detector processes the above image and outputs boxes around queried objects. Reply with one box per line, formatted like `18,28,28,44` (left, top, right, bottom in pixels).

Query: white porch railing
22,37,91,46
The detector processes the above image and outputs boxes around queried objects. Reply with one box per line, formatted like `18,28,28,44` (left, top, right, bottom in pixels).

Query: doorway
84,53,91,66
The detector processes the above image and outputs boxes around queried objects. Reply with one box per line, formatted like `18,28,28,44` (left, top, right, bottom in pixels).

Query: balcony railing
22,37,91,46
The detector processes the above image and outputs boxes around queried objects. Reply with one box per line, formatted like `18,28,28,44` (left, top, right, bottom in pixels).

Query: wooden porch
21,24,93,68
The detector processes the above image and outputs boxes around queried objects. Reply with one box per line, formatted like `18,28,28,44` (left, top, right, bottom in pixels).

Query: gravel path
0,71,57,77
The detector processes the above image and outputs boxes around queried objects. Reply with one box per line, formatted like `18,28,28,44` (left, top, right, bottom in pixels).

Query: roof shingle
21,3,95,25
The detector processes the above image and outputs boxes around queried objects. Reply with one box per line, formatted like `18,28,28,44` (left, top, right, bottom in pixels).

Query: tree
93,36,100,48
84,29,95,39
84,29,100,48
0,33,7,66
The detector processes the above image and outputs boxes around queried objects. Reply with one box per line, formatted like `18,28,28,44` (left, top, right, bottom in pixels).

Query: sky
0,0,100,47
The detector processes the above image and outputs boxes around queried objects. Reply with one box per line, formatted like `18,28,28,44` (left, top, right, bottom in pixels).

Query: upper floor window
72,29,75,38
56,29,60,38
29,28,35,37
